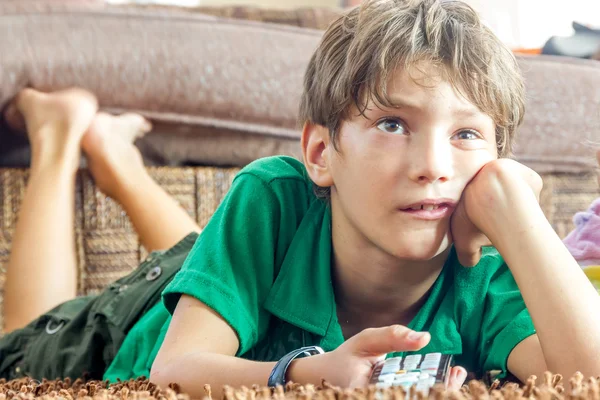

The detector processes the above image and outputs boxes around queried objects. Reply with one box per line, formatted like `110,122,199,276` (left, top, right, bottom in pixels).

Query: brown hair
299,0,525,158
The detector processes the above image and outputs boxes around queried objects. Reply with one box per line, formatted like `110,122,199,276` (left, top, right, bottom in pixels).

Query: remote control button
404,355,422,364
394,374,419,382
407,369,421,373
424,353,442,361
394,376,419,383
394,372,419,380
421,367,438,375
378,374,396,383
395,370,406,375
420,361,440,369
380,370,397,376
384,357,402,365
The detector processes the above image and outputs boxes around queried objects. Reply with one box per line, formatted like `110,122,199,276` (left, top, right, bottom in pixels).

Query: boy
2,0,600,398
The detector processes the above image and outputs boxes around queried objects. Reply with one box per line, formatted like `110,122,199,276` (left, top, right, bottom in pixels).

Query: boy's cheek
454,154,497,188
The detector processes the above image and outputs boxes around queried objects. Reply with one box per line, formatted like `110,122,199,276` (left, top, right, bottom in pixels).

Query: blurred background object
106,0,340,8
101,0,600,56
343,0,600,52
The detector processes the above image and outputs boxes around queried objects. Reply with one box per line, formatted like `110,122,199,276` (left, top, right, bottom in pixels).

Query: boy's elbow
149,357,176,388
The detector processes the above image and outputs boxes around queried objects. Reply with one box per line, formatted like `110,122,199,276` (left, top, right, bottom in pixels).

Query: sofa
0,1,599,337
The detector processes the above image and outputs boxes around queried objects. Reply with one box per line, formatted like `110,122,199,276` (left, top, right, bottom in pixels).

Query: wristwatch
267,346,324,387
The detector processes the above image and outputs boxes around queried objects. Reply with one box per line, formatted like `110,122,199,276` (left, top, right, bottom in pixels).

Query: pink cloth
563,198,600,266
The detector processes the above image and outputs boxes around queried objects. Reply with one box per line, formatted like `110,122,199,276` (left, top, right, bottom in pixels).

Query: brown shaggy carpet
0,373,597,400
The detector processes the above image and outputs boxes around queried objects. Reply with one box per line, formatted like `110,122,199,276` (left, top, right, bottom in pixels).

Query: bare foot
81,112,152,198
4,88,97,152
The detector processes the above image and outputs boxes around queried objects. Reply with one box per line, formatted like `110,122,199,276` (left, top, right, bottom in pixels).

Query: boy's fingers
455,233,491,267
456,248,482,268
350,325,430,356
447,366,468,391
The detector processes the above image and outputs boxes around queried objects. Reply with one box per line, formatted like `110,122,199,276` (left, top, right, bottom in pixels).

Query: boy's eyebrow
386,96,484,119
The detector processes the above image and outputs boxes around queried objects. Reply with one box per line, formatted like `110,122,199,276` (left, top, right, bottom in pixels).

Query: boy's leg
3,88,98,333
81,113,201,253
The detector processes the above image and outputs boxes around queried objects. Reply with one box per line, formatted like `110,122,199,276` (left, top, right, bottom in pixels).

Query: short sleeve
162,173,281,356
478,265,536,377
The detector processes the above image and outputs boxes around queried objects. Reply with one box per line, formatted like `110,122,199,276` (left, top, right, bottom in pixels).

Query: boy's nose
408,140,454,184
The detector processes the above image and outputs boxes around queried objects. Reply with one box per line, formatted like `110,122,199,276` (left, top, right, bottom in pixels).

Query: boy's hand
450,159,543,266
303,325,467,390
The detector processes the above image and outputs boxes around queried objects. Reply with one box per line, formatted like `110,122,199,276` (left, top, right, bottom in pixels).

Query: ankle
30,144,81,175
97,164,152,201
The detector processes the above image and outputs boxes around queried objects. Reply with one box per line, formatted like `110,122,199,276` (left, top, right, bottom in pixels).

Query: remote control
369,353,453,393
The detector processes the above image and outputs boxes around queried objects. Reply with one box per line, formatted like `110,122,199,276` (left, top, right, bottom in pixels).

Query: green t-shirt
103,156,536,382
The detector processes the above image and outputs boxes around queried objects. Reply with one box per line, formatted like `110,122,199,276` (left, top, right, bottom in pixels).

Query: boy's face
324,66,497,261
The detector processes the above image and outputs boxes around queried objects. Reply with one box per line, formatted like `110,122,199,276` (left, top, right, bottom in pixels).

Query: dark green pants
0,233,198,381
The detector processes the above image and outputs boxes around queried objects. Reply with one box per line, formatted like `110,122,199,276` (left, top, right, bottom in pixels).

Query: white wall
464,0,600,49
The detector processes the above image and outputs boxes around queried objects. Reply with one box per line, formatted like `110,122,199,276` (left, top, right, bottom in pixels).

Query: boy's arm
495,203,600,381
150,295,329,399
465,160,600,381
150,295,442,397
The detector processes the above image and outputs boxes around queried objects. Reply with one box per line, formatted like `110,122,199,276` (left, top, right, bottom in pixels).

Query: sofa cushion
515,55,600,174
0,4,320,167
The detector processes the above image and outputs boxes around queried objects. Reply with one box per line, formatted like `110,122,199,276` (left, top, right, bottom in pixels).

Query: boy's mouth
399,199,456,220
406,204,442,211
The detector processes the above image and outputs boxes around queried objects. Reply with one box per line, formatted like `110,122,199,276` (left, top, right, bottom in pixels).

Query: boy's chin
389,236,452,261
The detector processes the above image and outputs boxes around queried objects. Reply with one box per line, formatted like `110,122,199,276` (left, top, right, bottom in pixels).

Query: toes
56,88,98,110
119,113,152,139
2,88,40,133
3,102,26,133
86,112,111,135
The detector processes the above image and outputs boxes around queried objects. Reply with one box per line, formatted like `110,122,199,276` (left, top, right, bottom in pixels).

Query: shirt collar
263,199,344,349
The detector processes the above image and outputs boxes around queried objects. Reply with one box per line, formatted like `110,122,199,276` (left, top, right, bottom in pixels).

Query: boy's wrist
490,205,551,260
483,192,544,244
286,353,328,386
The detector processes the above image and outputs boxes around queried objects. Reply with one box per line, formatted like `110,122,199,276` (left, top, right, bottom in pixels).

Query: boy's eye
376,118,407,135
454,129,480,140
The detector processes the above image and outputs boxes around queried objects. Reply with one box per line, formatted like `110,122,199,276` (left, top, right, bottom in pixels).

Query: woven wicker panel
0,167,598,330
539,172,599,239
0,167,239,330
79,167,239,294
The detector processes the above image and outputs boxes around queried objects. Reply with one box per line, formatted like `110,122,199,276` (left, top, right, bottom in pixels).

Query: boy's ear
301,121,334,188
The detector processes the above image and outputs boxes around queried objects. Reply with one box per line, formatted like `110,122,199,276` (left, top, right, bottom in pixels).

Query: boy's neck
331,241,449,340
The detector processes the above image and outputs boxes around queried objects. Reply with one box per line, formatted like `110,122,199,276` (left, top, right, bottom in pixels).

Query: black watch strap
267,346,324,387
